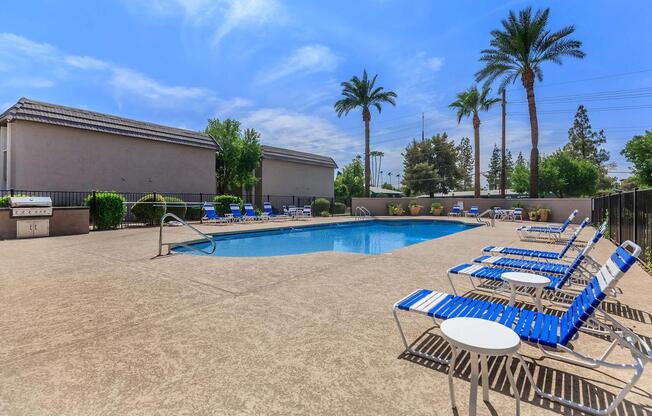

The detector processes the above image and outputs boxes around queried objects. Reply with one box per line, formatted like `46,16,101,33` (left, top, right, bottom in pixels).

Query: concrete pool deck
0,216,650,415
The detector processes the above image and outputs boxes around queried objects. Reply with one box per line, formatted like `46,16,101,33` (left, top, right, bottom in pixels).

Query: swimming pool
174,219,480,257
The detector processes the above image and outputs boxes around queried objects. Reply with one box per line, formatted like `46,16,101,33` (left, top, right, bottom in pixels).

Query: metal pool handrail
158,213,216,256
354,206,371,220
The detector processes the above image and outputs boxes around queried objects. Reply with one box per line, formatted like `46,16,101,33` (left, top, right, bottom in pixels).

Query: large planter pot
410,206,422,216
529,212,538,221
431,208,442,216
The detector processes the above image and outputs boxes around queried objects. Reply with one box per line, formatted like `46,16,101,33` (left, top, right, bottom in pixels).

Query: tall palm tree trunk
473,113,481,198
523,70,539,197
363,107,371,197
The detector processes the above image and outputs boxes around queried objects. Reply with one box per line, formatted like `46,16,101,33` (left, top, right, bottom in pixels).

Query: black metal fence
592,188,652,263
0,189,346,229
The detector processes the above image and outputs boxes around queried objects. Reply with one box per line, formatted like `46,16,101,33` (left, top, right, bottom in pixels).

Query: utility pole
421,112,425,140
500,89,507,198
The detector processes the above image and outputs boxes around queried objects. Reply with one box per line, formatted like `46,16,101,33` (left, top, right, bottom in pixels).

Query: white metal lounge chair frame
516,209,578,242
393,241,651,415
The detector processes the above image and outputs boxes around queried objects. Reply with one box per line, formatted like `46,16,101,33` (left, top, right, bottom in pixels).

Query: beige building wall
8,120,215,193
260,158,334,197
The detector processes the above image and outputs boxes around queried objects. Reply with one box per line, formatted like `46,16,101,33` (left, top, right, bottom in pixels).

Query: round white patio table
502,271,551,311
441,317,521,416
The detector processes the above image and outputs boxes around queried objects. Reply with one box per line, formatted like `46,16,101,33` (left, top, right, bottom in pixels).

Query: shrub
185,206,203,221
333,202,346,215
84,192,126,229
311,198,331,215
0,194,29,207
132,193,166,225
393,206,405,216
163,195,187,219
408,200,421,208
320,210,331,217
214,195,243,216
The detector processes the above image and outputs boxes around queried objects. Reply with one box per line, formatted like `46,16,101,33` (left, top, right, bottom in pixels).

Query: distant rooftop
261,145,337,169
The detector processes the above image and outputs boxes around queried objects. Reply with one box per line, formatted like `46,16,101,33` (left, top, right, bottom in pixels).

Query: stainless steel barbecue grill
9,196,52,237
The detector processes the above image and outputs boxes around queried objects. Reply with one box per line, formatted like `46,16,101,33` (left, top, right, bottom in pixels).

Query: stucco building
0,98,336,201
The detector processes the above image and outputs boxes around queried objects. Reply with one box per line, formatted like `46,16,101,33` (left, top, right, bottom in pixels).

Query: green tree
456,137,474,191
403,133,460,197
511,155,530,194
334,70,397,197
476,6,586,197
449,85,500,197
485,144,502,190
539,150,599,197
206,118,262,194
381,182,395,190
505,149,514,188
621,131,652,187
564,105,609,165
334,156,364,200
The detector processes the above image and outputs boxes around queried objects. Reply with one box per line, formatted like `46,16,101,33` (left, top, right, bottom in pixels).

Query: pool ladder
354,206,372,220
158,213,217,256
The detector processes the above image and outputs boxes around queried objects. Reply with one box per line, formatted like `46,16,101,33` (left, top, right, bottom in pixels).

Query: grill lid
9,196,52,207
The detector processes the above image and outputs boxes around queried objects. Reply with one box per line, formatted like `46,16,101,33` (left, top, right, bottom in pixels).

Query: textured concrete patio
0,217,650,415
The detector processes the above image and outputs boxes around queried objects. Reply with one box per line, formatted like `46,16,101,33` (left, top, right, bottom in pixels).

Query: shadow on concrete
400,331,652,416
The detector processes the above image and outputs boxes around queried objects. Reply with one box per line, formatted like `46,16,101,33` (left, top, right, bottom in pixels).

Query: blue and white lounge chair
448,223,606,298
483,218,590,261
517,209,578,241
262,202,288,221
465,206,479,217
302,205,312,218
469,222,605,276
512,207,523,221
393,241,650,415
229,203,247,222
202,202,231,224
448,205,462,216
244,203,266,221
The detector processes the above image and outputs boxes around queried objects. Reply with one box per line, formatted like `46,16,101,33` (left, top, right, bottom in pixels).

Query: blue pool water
174,219,479,257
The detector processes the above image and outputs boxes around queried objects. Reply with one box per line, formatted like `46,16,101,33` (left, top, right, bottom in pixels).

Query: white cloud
214,97,253,116
258,44,339,83
123,0,284,47
424,56,445,72
212,0,284,46
0,32,218,110
242,107,355,161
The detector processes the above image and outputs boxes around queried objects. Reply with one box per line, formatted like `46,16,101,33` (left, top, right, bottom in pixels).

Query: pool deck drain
0,216,650,415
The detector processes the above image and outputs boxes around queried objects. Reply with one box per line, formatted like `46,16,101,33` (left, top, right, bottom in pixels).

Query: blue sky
2,0,651,186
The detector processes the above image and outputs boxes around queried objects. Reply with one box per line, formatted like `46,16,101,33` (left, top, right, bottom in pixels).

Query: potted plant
408,200,422,216
538,208,551,222
528,207,539,221
393,205,405,216
430,202,443,216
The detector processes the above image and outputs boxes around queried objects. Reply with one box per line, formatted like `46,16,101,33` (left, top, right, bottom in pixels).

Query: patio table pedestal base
441,317,521,416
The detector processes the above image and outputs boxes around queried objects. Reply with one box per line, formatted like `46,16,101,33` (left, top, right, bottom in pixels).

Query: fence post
91,190,97,231
618,191,622,244
292,195,295,206
633,188,638,245
10,188,14,197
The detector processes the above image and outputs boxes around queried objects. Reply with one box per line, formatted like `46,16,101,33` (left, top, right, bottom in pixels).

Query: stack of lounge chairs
391,210,651,415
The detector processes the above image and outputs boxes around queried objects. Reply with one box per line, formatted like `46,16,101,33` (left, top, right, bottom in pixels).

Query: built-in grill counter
0,196,89,239
10,197,53,238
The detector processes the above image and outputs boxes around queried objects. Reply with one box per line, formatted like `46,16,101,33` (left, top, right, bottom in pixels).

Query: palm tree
335,70,397,197
475,7,585,197
449,85,500,198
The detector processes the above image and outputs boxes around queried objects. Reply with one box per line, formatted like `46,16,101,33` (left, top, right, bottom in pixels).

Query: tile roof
261,145,337,168
0,98,338,167
0,98,217,150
